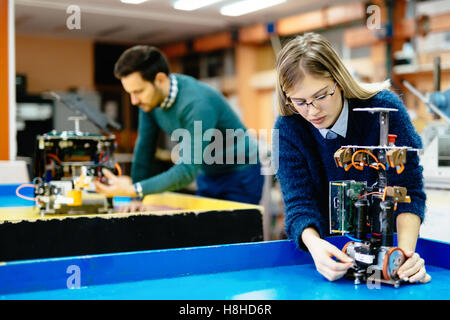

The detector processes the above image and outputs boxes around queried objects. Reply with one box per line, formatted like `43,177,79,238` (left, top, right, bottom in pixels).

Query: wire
351,149,386,171
382,187,388,201
351,150,368,170
15,183,36,201
115,163,122,177
46,153,61,163
396,163,405,174
98,152,105,176
358,191,383,199
369,162,386,171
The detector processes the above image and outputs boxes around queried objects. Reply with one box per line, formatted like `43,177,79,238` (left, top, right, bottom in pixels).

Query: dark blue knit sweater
274,90,426,251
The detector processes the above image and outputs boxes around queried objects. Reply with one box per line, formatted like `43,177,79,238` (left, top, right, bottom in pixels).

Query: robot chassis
30,92,121,216
33,127,118,215
330,107,419,288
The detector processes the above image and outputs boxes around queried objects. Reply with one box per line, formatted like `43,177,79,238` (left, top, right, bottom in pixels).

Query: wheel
342,241,354,254
382,247,406,280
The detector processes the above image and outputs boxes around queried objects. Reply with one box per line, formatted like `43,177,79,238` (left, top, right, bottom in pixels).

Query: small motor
343,241,406,288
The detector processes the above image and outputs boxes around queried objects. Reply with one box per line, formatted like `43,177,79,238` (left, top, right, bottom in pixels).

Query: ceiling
15,0,363,45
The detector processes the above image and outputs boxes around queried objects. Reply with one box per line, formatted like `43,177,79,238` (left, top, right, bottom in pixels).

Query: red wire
115,163,122,176
358,191,383,200
46,153,61,163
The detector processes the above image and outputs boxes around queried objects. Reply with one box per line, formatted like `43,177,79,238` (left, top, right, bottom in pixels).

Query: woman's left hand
397,251,431,283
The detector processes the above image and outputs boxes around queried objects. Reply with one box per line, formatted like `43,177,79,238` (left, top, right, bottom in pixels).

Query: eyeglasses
286,82,338,114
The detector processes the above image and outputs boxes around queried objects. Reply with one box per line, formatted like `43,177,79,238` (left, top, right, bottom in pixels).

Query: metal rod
402,80,450,124
379,111,389,146
340,145,419,152
434,56,441,92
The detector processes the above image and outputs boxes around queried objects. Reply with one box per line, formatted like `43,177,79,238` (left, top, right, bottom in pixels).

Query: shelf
200,76,236,94
393,62,450,75
250,70,276,90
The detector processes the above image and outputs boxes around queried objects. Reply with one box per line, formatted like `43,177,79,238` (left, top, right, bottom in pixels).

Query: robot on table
23,92,122,215
330,107,419,287
33,129,118,215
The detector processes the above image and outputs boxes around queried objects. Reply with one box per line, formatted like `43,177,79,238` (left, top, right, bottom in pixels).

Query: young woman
274,33,430,283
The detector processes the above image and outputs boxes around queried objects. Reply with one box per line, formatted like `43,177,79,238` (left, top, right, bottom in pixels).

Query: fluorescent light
120,0,149,4
173,0,224,11
220,0,286,16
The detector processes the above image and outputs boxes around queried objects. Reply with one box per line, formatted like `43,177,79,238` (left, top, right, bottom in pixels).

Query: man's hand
94,169,137,198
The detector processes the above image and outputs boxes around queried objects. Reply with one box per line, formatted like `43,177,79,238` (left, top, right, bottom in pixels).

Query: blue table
0,236,449,300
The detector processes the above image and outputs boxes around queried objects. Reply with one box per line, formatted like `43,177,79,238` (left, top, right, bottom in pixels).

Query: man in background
95,45,264,206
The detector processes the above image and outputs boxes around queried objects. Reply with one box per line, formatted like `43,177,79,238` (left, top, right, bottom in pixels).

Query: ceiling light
220,0,286,16
120,0,149,4
173,0,225,11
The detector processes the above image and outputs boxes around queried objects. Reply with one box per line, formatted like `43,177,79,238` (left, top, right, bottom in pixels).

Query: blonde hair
276,33,390,116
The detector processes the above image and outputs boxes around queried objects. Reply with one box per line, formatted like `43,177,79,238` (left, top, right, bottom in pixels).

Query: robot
17,91,122,215
330,107,419,287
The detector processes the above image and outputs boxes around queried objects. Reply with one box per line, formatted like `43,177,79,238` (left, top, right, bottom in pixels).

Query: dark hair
114,45,170,82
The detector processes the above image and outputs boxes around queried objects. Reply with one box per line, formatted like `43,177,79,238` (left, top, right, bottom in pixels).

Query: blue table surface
0,184,132,208
1,236,449,300
3,263,449,300
2,184,449,300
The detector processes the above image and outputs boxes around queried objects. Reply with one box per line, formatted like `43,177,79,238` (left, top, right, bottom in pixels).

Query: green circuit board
329,180,367,234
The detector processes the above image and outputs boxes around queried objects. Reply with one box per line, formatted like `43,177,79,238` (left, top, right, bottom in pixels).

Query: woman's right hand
302,227,354,281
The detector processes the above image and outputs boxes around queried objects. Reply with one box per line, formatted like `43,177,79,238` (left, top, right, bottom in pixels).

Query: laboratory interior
0,0,449,301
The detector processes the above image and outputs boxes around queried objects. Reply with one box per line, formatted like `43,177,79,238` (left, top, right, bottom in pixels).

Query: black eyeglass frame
286,82,338,114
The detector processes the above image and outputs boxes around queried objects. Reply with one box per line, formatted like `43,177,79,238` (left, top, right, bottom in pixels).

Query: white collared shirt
160,74,178,109
319,98,348,139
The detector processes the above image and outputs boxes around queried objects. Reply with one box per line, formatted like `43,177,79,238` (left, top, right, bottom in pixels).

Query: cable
15,183,36,201
369,162,386,171
351,149,386,171
351,150,369,170
382,187,388,201
358,191,383,200
46,153,61,163
98,152,105,176
115,163,122,177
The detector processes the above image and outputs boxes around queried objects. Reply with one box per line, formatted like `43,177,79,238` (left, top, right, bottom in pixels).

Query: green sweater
131,74,259,195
